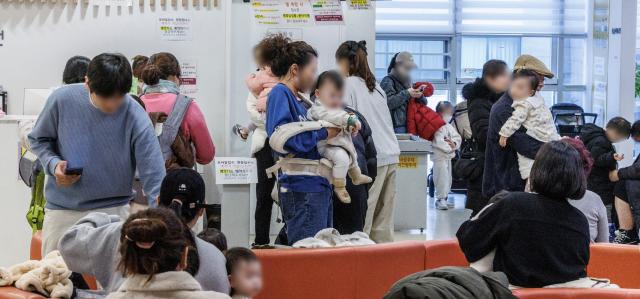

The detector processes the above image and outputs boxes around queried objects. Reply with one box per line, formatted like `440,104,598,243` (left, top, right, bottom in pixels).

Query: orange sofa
255,240,640,299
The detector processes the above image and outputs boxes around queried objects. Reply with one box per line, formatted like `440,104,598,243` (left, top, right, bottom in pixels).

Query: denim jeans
279,188,333,245
394,126,407,134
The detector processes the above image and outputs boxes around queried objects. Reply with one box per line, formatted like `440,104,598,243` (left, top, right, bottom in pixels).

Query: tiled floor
251,193,471,244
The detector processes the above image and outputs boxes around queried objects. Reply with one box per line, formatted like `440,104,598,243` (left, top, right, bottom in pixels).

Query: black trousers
333,180,368,234
254,139,277,245
465,176,488,217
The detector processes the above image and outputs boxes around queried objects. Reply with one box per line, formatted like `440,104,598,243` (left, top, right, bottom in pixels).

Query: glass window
460,37,487,78
426,90,449,110
560,91,586,106
564,39,587,85
539,91,556,108
375,39,449,83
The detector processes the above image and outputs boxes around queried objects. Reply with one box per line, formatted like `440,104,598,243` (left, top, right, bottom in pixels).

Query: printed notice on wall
282,1,314,26
348,0,370,10
251,0,314,26
158,17,193,41
179,60,198,96
266,28,303,40
215,157,258,185
251,0,282,25
311,0,344,25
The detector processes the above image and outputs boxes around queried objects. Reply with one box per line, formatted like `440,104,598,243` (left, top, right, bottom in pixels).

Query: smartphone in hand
64,167,83,176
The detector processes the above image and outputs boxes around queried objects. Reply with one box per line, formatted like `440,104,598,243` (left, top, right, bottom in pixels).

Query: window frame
375,33,588,105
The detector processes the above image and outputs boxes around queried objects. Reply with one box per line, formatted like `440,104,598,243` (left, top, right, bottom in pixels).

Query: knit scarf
143,79,180,95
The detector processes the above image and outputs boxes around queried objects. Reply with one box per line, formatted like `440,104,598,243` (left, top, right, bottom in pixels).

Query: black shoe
614,229,639,244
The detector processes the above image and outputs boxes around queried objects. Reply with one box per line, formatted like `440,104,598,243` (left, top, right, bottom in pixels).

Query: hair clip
125,235,156,249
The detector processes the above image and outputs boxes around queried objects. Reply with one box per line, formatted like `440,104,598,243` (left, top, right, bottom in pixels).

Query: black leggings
254,139,277,245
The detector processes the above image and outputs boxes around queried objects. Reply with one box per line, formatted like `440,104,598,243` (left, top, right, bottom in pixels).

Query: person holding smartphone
380,51,423,134
28,53,166,255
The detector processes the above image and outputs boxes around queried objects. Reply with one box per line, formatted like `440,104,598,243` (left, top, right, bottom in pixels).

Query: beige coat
106,271,230,299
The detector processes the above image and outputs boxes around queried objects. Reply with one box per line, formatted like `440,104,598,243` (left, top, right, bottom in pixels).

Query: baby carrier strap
158,94,192,161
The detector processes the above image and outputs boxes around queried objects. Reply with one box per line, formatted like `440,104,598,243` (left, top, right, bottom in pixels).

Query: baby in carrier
499,69,560,181
308,71,372,203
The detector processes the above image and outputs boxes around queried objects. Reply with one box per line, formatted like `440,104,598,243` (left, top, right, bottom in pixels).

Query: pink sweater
141,93,215,165
245,68,279,112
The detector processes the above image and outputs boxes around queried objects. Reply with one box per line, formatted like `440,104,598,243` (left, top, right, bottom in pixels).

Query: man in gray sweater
28,53,166,254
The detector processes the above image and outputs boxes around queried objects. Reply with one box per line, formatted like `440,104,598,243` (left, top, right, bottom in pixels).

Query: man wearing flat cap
482,55,554,198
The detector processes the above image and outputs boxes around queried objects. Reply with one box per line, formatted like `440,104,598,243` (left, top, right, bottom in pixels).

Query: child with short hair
309,71,373,203
225,248,263,299
499,69,560,181
432,101,461,210
198,228,228,253
107,208,230,299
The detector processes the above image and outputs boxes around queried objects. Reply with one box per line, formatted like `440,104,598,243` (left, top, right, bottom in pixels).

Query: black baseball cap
159,168,212,210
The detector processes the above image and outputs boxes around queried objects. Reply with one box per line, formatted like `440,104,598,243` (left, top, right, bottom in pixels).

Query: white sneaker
435,199,449,210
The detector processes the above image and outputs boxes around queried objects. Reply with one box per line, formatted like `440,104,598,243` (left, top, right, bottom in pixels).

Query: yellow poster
399,156,418,169
348,0,370,10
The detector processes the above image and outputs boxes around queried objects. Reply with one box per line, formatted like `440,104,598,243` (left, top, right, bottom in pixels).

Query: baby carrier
551,103,597,137
149,94,195,170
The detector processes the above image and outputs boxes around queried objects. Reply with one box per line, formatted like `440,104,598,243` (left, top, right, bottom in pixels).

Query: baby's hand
499,136,508,148
614,153,625,161
351,121,361,137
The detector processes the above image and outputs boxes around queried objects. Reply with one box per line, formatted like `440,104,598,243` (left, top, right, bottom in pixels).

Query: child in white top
499,69,560,180
432,101,461,210
308,71,372,203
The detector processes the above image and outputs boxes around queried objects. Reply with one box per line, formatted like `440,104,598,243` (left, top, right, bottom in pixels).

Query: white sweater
344,76,400,166
106,271,230,299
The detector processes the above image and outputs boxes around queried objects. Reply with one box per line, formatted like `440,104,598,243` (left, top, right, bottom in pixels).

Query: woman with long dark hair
335,41,400,243
461,59,510,215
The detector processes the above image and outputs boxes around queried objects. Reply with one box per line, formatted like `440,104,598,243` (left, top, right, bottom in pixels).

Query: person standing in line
461,60,510,215
380,52,425,133
483,55,549,199
62,56,91,85
140,52,215,166
29,53,166,255
266,35,341,245
336,40,401,243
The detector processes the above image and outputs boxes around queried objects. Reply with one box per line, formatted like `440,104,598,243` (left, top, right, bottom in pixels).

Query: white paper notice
311,0,344,25
348,0,370,10
281,0,314,26
179,60,198,96
593,80,607,101
158,17,193,41
593,56,606,76
266,28,303,40
251,0,283,25
215,157,258,185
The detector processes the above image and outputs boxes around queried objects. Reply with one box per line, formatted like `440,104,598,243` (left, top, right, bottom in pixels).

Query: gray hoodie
58,212,230,294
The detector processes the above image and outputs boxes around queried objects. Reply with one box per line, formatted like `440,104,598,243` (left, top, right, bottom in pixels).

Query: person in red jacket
406,82,445,141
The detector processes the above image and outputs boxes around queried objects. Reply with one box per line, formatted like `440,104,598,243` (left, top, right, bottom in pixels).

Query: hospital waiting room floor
252,193,471,243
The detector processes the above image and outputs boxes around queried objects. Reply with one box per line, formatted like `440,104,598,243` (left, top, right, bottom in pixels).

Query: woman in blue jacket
265,36,341,245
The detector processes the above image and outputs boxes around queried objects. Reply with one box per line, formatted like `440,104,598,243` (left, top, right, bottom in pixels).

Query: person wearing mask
59,168,230,294
106,208,230,299
265,35,340,245
140,52,215,166
457,140,590,288
461,60,510,215
483,55,548,199
313,70,377,234
608,120,640,244
564,137,609,243
380,52,424,133
29,53,166,255
336,40,401,243
62,56,91,85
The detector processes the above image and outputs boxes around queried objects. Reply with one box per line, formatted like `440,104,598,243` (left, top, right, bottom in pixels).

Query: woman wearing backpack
140,52,215,166
461,60,509,216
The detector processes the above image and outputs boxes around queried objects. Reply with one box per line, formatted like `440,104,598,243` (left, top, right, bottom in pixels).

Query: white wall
0,0,229,208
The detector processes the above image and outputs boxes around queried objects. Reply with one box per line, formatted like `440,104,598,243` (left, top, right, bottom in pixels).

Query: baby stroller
551,103,598,137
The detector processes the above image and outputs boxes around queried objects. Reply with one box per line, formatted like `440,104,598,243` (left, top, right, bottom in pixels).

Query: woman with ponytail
265,34,341,245
336,41,400,243
107,208,230,299
59,168,230,294
140,52,215,166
